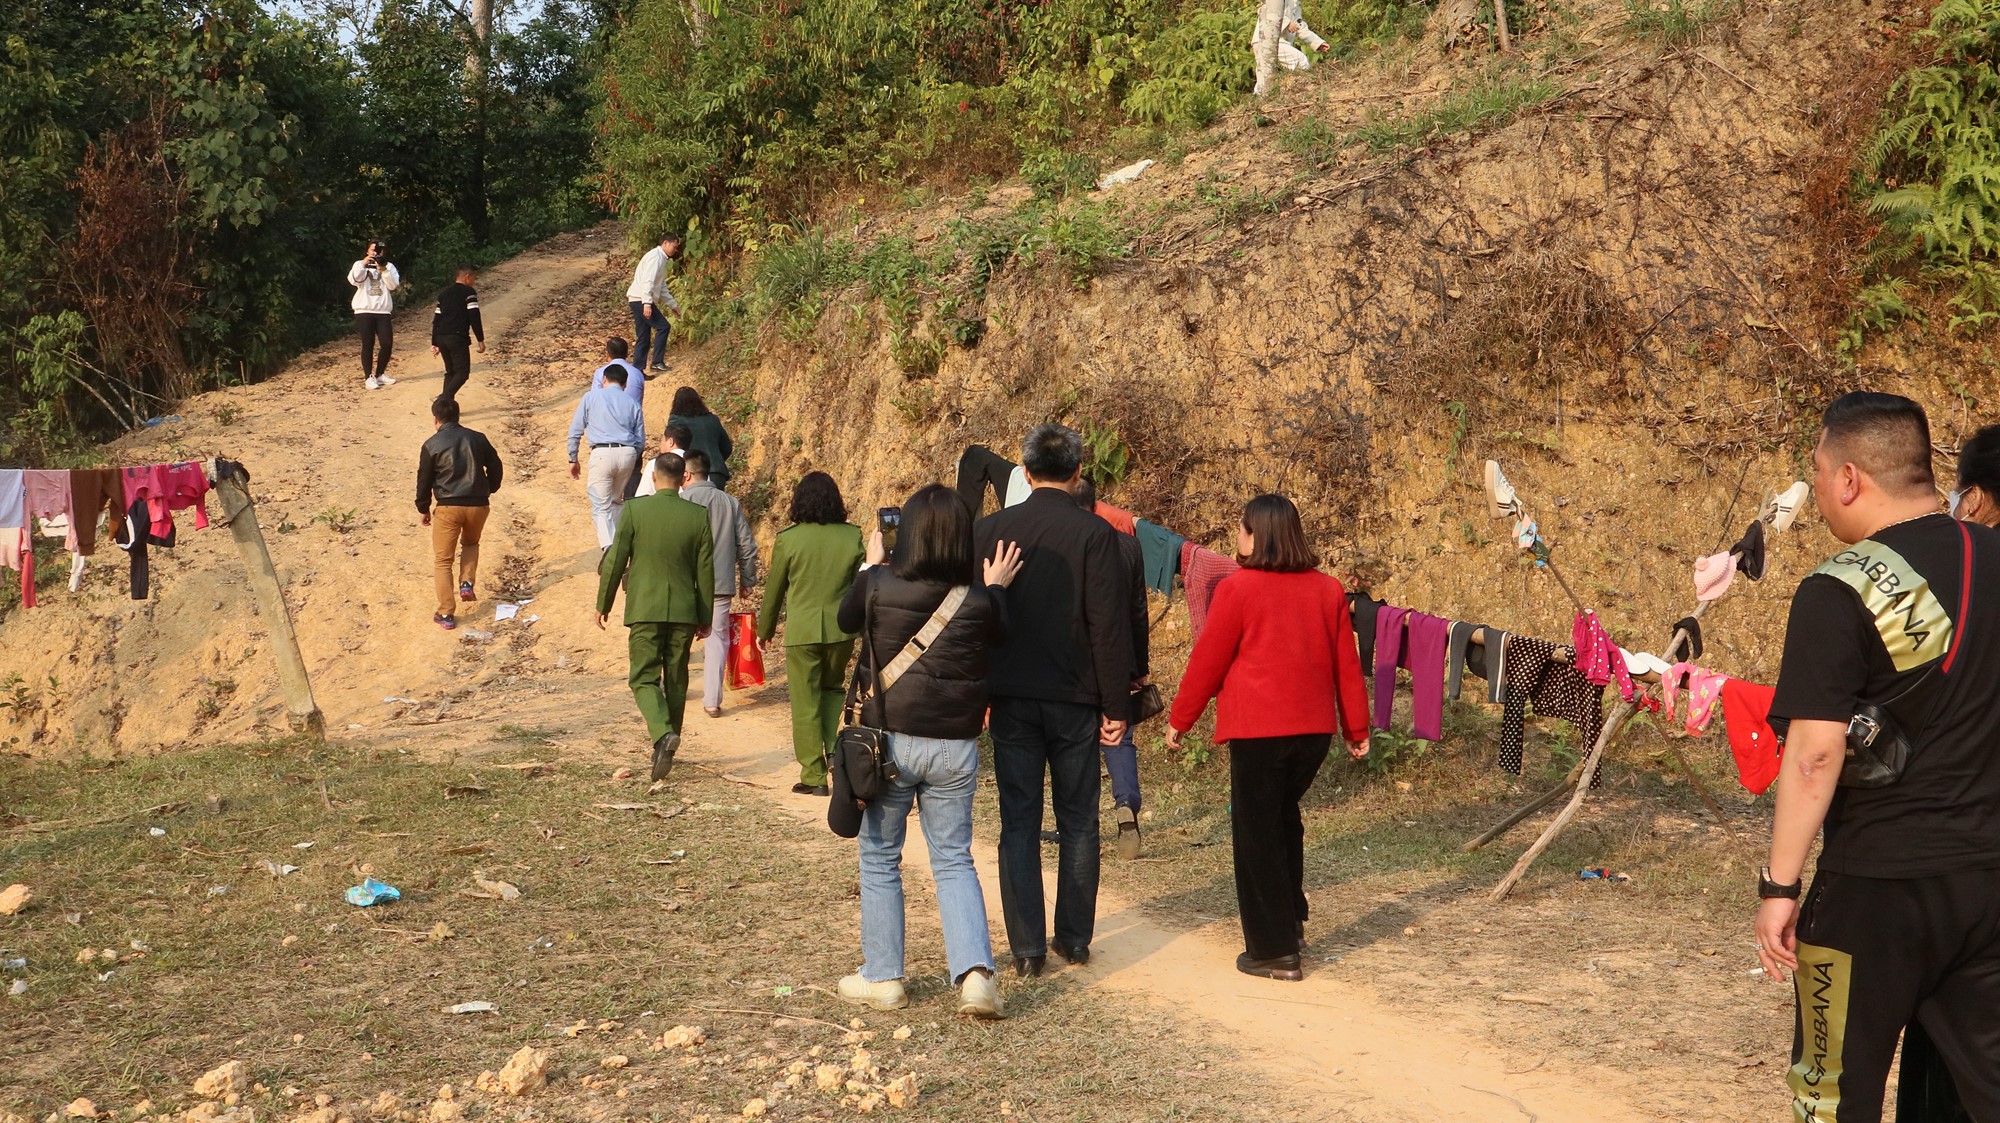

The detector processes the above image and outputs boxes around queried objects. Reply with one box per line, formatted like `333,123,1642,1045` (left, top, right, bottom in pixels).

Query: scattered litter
773,985,794,997
495,604,521,621
1,957,24,971
346,723,365,730
294,841,316,850
142,416,183,427
383,696,422,705
149,827,167,837
0,884,30,916
447,1001,498,1015
1578,868,1631,883
464,873,521,901
257,860,301,877
344,878,401,907
207,885,230,897
96,969,115,982
7,978,26,996
523,615,540,624
1097,158,1153,190
129,940,150,953
1748,966,1767,976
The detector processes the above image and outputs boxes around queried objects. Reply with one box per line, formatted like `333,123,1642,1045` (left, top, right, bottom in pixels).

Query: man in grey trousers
679,450,759,717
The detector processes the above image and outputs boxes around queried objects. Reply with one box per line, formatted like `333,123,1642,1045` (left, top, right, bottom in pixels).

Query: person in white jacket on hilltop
627,233,683,374
347,239,401,390
1251,0,1329,97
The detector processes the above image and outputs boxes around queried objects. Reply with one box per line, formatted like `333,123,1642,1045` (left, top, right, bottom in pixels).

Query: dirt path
6,229,1661,1118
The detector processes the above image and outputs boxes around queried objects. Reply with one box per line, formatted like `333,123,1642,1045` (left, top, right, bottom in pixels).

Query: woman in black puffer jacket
831,483,1022,1020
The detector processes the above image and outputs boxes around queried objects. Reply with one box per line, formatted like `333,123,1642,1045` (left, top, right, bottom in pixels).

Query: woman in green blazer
667,386,733,490
758,472,866,794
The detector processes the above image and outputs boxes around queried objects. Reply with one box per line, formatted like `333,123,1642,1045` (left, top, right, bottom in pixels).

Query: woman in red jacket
1166,494,1370,981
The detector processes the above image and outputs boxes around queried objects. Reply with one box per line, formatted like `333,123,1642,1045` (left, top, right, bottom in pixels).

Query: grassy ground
0,739,1273,1120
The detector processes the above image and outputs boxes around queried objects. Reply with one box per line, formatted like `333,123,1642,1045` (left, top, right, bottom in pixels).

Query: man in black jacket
974,423,1133,976
431,266,486,403
416,395,503,631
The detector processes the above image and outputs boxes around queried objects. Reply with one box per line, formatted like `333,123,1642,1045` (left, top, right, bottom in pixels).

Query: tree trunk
465,0,493,243
1251,0,1282,97
1430,0,1483,49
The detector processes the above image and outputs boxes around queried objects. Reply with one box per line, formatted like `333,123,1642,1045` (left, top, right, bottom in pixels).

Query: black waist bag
1839,521,1974,789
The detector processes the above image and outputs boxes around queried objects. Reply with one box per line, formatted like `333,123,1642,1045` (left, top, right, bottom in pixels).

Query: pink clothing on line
1693,552,1735,601
0,527,33,609
1180,540,1242,640
1662,662,1727,735
123,463,210,536
1571,611,1637,702
1372,606,1449,740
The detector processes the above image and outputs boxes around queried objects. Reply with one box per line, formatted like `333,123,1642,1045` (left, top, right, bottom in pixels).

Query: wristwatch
1757,866,1802,900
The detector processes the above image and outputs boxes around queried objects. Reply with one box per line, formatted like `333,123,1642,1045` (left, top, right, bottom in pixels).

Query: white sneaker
837,974,908,1011
365,377,382,390
1485,460,1520,520
377,374,397,386
957,970,1005,1020
1768,480,1810,533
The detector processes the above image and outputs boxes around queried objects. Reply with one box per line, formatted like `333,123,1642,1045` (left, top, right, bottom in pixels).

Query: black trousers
438,340,472,401
955,445,1014,518
1789,867,2000,1123
1229,733,1330,960
990,696,1101,958
358,313,393,378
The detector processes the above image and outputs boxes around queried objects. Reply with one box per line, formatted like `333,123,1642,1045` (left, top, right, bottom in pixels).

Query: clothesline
0,462,215,607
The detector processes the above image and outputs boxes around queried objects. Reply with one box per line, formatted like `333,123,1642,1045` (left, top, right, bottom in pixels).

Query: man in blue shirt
592,338,647,500
567,364,647,549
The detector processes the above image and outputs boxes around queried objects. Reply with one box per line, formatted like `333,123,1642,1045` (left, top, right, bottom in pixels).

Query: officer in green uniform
758,471,866,795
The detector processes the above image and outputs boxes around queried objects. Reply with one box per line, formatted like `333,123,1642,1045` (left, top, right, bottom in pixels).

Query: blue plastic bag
344,878,401,906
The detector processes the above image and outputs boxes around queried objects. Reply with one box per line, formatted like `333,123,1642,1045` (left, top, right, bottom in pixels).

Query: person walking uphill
431,266,485,402
758,472,865,795
626,234,682,372
832,484,1023,1020
1755,392,2000,1123
667,386,733,490
974,423,1133,977
416,396,503,632
1167,495,1369,982
597,455,714,784
1074,477,1150,860
567,365,647,550
679,450,758,718
347,240,399,389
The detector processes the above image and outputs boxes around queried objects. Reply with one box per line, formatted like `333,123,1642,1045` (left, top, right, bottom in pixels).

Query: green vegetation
3,0,606,463
1347,72,1560,154
1620,0,1738,47
1848,0,2000,353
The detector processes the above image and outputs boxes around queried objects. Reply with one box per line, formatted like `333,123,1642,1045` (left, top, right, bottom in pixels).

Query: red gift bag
726,611,767,690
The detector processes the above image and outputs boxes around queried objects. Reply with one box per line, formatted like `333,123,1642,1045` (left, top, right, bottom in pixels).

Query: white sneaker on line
837,974,908,1011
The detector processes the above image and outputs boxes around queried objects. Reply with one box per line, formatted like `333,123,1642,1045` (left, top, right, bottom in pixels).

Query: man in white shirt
347,240,400,390
634,422,694,499
626,234,683,373
566,366,648,549
593,338,648,498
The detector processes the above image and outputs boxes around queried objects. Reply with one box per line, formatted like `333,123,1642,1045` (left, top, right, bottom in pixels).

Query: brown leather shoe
1236,952,1303,981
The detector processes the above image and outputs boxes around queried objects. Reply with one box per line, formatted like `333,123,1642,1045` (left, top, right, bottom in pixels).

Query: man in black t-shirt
431,266,486,403
1759,392,2000,1122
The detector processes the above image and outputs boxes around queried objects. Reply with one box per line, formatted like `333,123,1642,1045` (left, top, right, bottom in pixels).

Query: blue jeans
629,301,669,368
990,696,1101,957
1103,725,1140,812
858,733,995,984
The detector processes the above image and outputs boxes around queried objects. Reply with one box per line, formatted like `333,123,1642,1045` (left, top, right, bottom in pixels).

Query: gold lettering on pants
1789,942,1853,1123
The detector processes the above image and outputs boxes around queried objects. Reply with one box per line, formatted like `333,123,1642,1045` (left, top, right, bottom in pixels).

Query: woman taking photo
667,387,733,489
1166,494,1369,981
833,484,1022,1018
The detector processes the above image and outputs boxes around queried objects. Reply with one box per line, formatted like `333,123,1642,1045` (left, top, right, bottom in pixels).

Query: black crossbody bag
1840,521,1975,789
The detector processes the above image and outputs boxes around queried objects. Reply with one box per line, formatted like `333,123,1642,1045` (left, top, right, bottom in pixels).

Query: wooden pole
1462,777,1574,852
1493,0,1512,52
210,460,324,739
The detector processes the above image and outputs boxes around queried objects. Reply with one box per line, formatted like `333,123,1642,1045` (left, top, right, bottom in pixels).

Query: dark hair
671,386,711,417
665,421,693,448
1820,392,1934,496
789,471,847,524
1240,494,1317,572
456,264,476,278
431,396,459,424
365,239,385,255
1021,423,1083,483
1072,476,1097,511
654,454,685,486
606,337,629,360
660,233,683,245
1957,423,2000,494
894,484,977,585
600,363,628,387
682,450,710,476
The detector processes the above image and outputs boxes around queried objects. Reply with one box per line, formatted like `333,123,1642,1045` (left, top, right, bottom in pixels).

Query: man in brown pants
416,396,503,631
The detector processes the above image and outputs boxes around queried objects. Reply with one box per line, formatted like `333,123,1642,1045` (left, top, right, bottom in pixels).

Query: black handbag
1129,683,1165,724
827,573,969,835
1839,521,1974,789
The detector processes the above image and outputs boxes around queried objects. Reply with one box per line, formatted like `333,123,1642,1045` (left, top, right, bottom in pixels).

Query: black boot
650,732,680,782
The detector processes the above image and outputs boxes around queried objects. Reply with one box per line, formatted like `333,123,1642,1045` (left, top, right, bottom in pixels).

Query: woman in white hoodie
347,240,401,390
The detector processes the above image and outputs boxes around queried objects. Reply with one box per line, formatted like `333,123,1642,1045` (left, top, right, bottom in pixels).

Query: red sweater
1168,568,1370,744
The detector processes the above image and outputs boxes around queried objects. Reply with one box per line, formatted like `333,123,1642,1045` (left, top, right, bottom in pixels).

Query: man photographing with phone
347,240,400,390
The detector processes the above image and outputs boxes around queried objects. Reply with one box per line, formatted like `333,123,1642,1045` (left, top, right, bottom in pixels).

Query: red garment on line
1180,540,1240,639
1169,568,1371,744
0,528,33,609
1094,500,1136,535
1720,678,1781,795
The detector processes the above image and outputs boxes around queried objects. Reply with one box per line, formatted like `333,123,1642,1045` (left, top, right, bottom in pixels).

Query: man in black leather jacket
416,395,503,630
